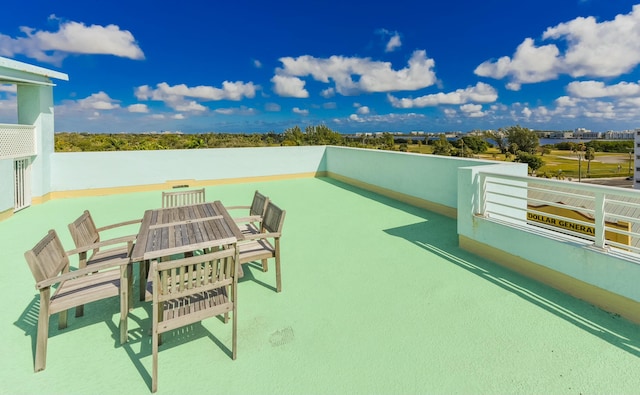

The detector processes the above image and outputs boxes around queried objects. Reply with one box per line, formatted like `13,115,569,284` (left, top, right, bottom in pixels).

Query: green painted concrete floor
2,177,640,394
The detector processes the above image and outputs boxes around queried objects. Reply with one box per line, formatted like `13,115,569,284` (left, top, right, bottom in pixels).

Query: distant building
551,131,574,139
605,130,635,140
574,128,602,139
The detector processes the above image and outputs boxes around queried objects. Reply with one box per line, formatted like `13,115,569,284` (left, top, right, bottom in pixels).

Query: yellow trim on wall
459,235,640,325
30,171,326,202
0,208,12,221
327,171,457,219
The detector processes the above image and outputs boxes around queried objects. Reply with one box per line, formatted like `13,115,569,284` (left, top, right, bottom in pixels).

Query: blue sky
2,0,640,134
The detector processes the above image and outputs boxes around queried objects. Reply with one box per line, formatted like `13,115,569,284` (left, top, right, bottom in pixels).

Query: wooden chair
24,230,130,373
161,188,205,208
238,201,286,292
227,190,269,236
68,210,139,316
150,243,238,393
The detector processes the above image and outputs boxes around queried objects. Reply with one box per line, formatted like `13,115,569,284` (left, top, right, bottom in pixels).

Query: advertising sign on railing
527,204,630,245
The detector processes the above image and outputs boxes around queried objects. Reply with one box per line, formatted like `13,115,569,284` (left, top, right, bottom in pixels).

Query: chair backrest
262,202,286,234
68,210,100,249
24,230,70,283
162,188,205,208
153,245,237,302
249,190,269,217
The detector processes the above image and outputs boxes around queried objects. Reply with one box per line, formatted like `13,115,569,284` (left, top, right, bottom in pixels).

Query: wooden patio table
131,201,244,300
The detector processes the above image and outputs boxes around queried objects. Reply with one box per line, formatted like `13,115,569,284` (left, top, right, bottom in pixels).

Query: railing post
594,191,606,249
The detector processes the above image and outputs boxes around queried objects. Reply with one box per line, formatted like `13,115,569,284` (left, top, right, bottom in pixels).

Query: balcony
2,146,640,393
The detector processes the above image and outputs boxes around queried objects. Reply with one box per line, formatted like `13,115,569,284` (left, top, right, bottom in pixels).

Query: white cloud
502,96,640,124
474,38,560,89
0,85,17,93
443,108,457,118
377,29,402,52
566,80,640,98
335,112,426,125
214,106,256,115
0,96,17,121
543,6,640,78
387,82,498,108
135,81,256,102
323,102,337,109
293,107,309,116
134,81,256,111
265,102,281,112
273,50,436,96
172,114,185,120
385,33,402,53
460,103,485,118
253,59,262,68
357,106,370,115
127,103,149,113
271,75,309,98
0,15,144,65
320,87,335,98
77,91,120,110
555,96,578,107
475,5,640,87
173,100,207,112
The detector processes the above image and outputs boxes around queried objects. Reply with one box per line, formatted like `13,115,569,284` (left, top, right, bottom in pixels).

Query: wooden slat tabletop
131,201,244,262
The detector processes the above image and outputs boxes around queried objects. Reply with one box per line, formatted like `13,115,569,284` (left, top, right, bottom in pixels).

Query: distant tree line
55,123,633,176
551,140,633,153
54,125,403,152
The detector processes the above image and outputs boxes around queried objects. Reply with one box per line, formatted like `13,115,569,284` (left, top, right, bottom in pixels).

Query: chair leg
152,290,160,392
152,331,159,393
140,260,149,302
232,306,237,360
127,264,134,311
224,285,230,324
120,265,129,344
35,291,50,372
275,255,282,293
261,259,268,272
157,303,164,346
76,252,88,317
59,309,68,330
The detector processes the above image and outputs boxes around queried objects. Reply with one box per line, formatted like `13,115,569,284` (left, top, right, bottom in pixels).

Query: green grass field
402,145,633,179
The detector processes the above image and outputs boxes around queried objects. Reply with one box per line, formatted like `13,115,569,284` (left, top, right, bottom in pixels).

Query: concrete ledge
327,171,457,219
460,235,640,324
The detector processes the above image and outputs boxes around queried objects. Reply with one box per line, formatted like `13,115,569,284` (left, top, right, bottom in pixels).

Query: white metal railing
0,124,36,160
478,172,640,255
13,157,31,211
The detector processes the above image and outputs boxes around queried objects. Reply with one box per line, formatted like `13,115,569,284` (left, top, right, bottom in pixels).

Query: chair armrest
36,258,129,289
225,205,250,211
96,218,142,232
233,215,262,223
240,231,281,241
66,234,137,255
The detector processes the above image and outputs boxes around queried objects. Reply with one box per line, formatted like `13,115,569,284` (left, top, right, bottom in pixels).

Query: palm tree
584,147,595,175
